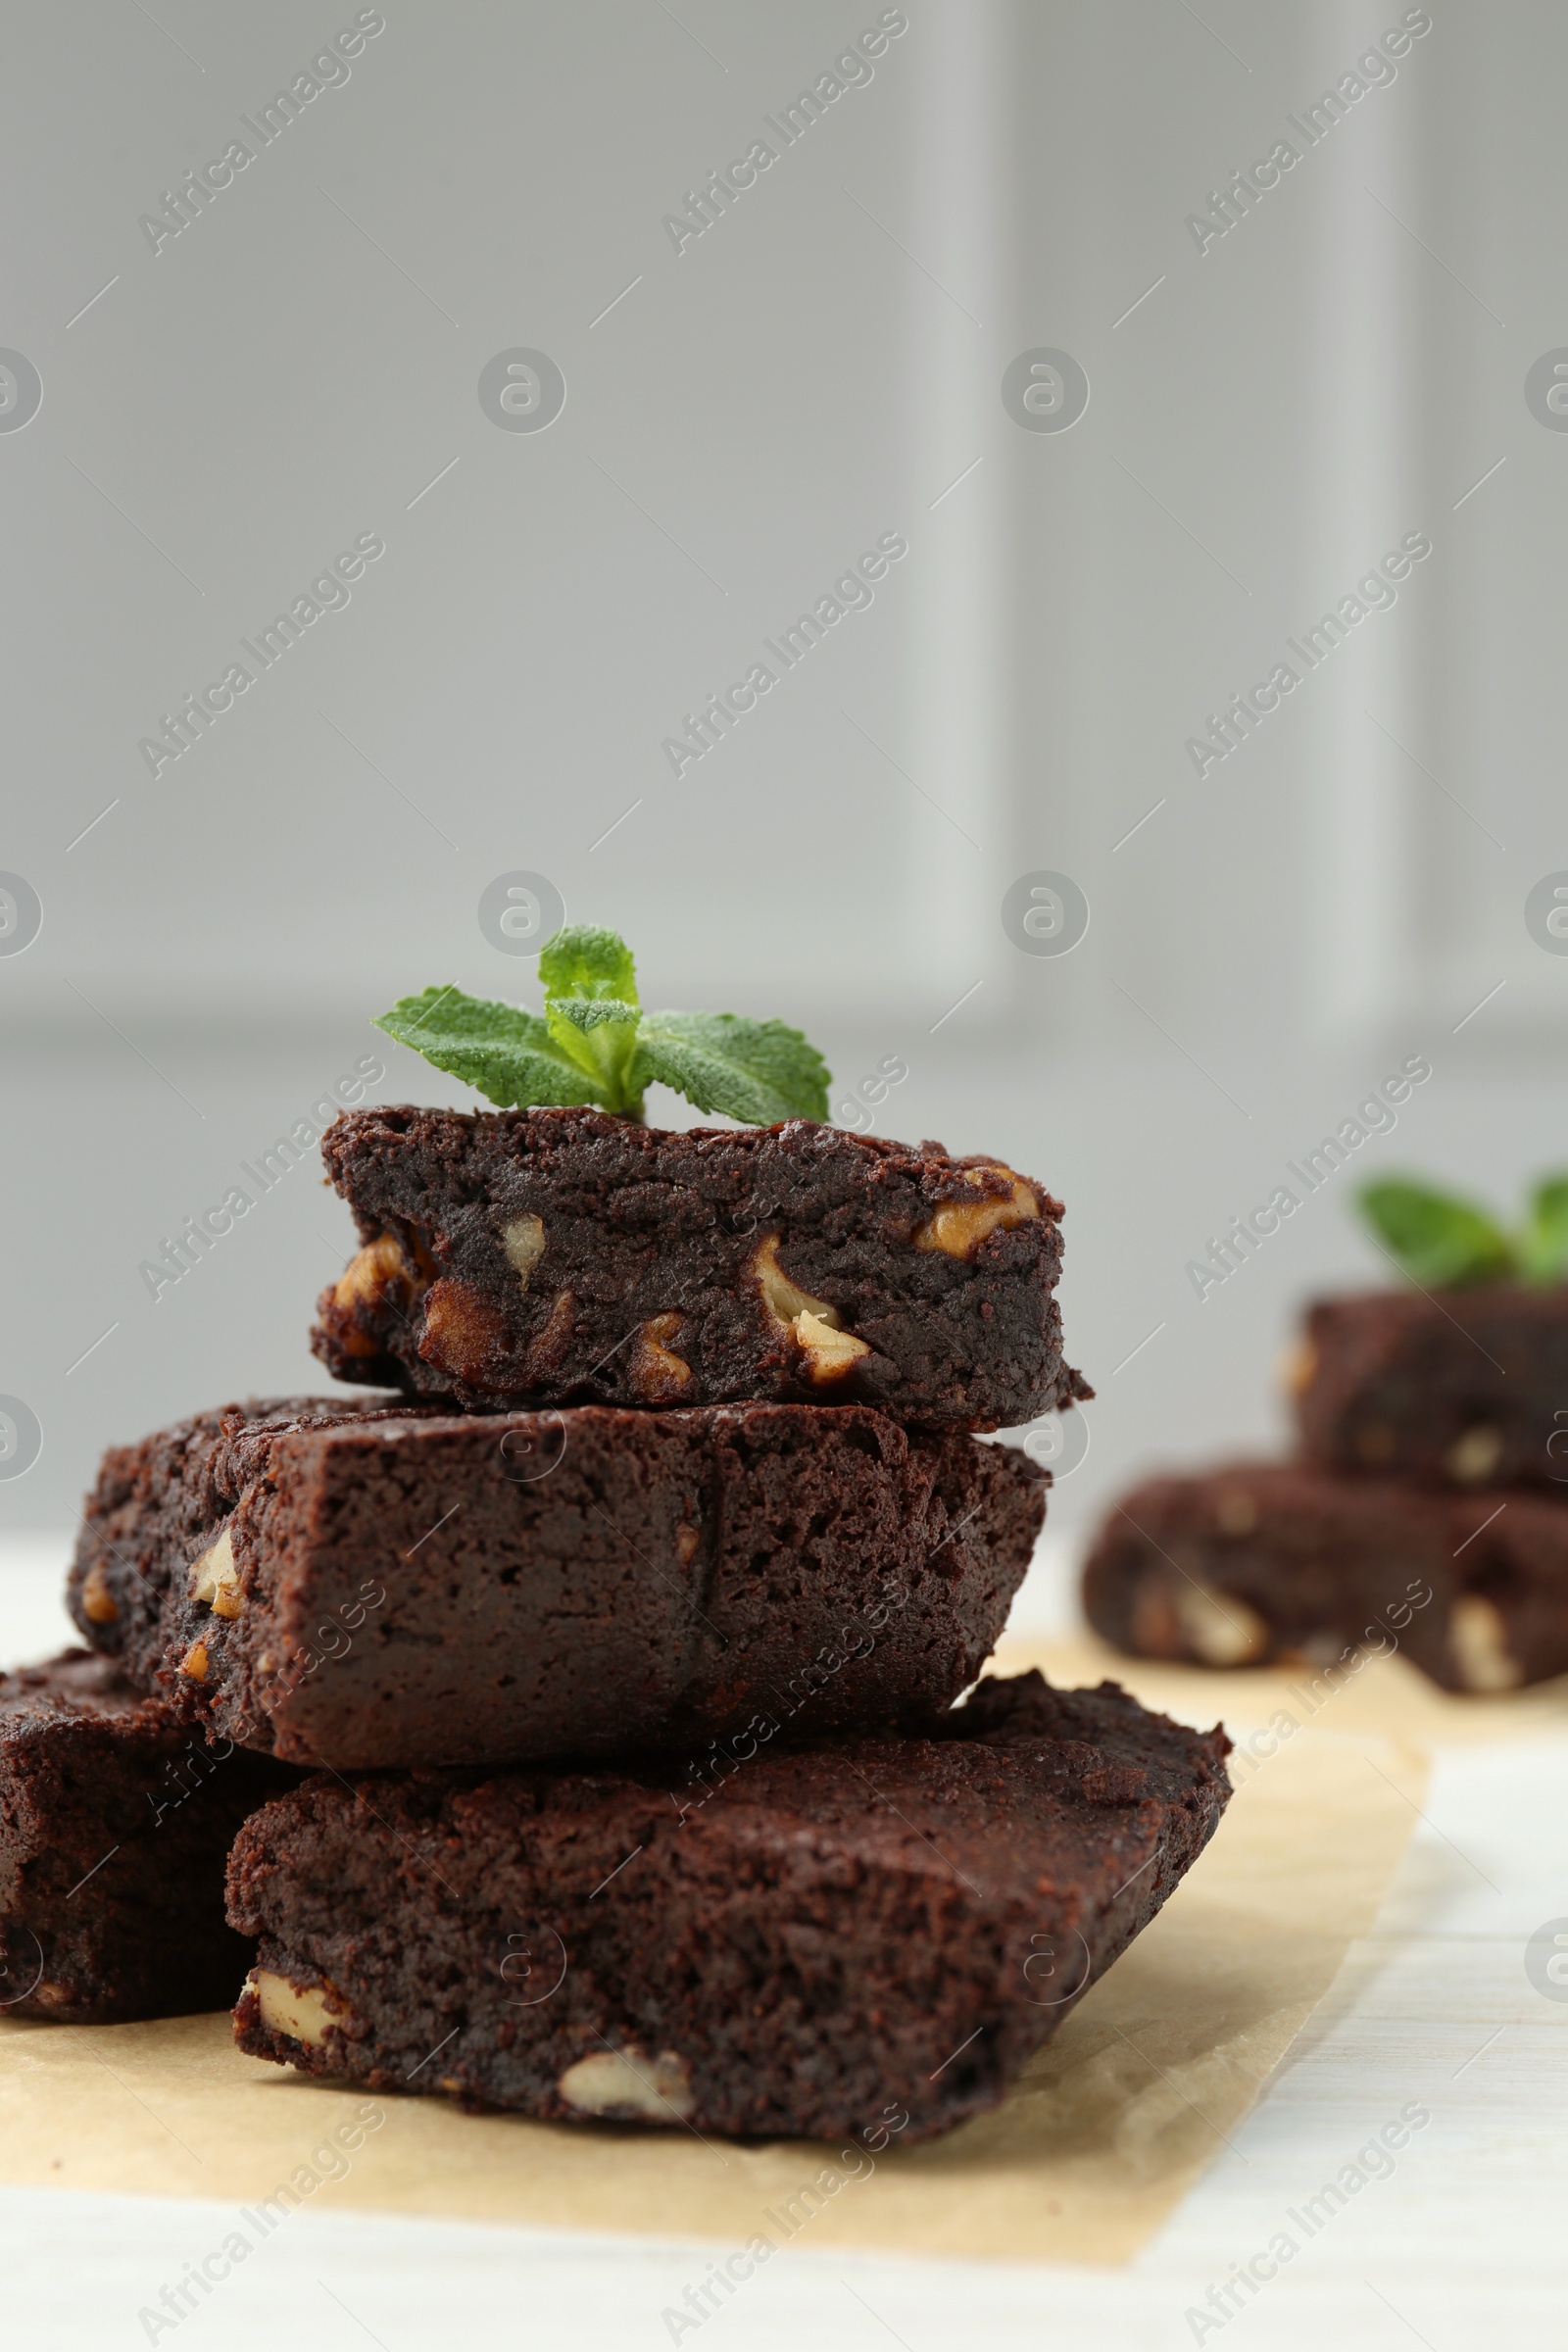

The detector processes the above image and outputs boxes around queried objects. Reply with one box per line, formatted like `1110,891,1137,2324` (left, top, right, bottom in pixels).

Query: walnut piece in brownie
1083,1459,1568,1692
69,1397,1047,1769
227,1670,1231,2141
1292,1285,1568,1489
0,1650,294,2023
310,1105,1091,1432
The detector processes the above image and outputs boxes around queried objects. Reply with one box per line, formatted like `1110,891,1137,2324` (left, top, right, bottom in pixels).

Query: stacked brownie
17,1105,1234,2142
0,1652,293,2022
1084,1284,1568,1693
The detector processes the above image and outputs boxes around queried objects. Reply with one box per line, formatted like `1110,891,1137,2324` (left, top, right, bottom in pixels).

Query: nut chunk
190,1527,242,1618
227,1671,1230,2140
317,1229,431,1372
629,1314,692,1402
914,1168,1039,1259
751,1234,872,1385
312,1105,1090,1431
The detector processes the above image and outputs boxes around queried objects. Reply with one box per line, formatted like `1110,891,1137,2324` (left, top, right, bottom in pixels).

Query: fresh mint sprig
374,924,831,1125
1357,1174,1568,1287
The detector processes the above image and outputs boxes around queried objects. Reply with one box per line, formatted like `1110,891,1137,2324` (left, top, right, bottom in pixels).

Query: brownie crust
227,1670,1231,2142
1082,1459,1568,1692
68,1398,1047,1769
310,1105,1090,1432
1294,1285,1568,1490
0,1650,293,2023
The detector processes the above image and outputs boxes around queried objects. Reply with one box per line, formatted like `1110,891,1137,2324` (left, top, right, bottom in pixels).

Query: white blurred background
3,0,1565,1631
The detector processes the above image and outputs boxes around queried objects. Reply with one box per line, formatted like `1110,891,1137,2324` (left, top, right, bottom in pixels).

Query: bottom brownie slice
226,1671,1230,2142
1,1651,294,2022
1082,1461,1568,1692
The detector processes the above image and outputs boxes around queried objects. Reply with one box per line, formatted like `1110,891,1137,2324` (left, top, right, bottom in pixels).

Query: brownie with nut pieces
310,1104,1091,1432
1082,1459,1568,1692
226,1669,1230,2141
1292,1285,1568,1489
69,1396,1047,1769
0,1649,294,2023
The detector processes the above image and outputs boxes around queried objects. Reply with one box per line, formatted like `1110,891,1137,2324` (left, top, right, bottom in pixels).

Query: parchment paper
0,1721,1426,2266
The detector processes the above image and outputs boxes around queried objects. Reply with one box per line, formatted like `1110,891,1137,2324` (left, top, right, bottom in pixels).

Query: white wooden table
5,1539,1565,2349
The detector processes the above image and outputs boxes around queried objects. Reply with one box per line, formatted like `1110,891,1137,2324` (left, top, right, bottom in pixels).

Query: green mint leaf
373,986,608,1110
1357,1178,1515,1288
544,996,644,1115
633,1010,831,1124
538,924,639,1006
1516,1173,1568,1283
377,929,833,1126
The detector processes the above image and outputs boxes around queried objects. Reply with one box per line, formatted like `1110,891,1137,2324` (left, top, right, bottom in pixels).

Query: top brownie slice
1293,1285,1568,1488
311,1105,1090,1431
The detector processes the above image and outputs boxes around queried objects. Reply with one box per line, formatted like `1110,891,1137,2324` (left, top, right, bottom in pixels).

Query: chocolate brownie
1082,1460,1568,1692
1293,1286,1568,1489
310,1104,1090,1431
69,1397,1047,1769
0,1650,293,2023
226,1670,1230,2141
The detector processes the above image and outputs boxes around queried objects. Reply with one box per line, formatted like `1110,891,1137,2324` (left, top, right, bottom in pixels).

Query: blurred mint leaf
375,930,832,1125
373,986,606,1109
1357,1178,1514,1288
1516,1173,1568,1283
634,1010,831,1123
